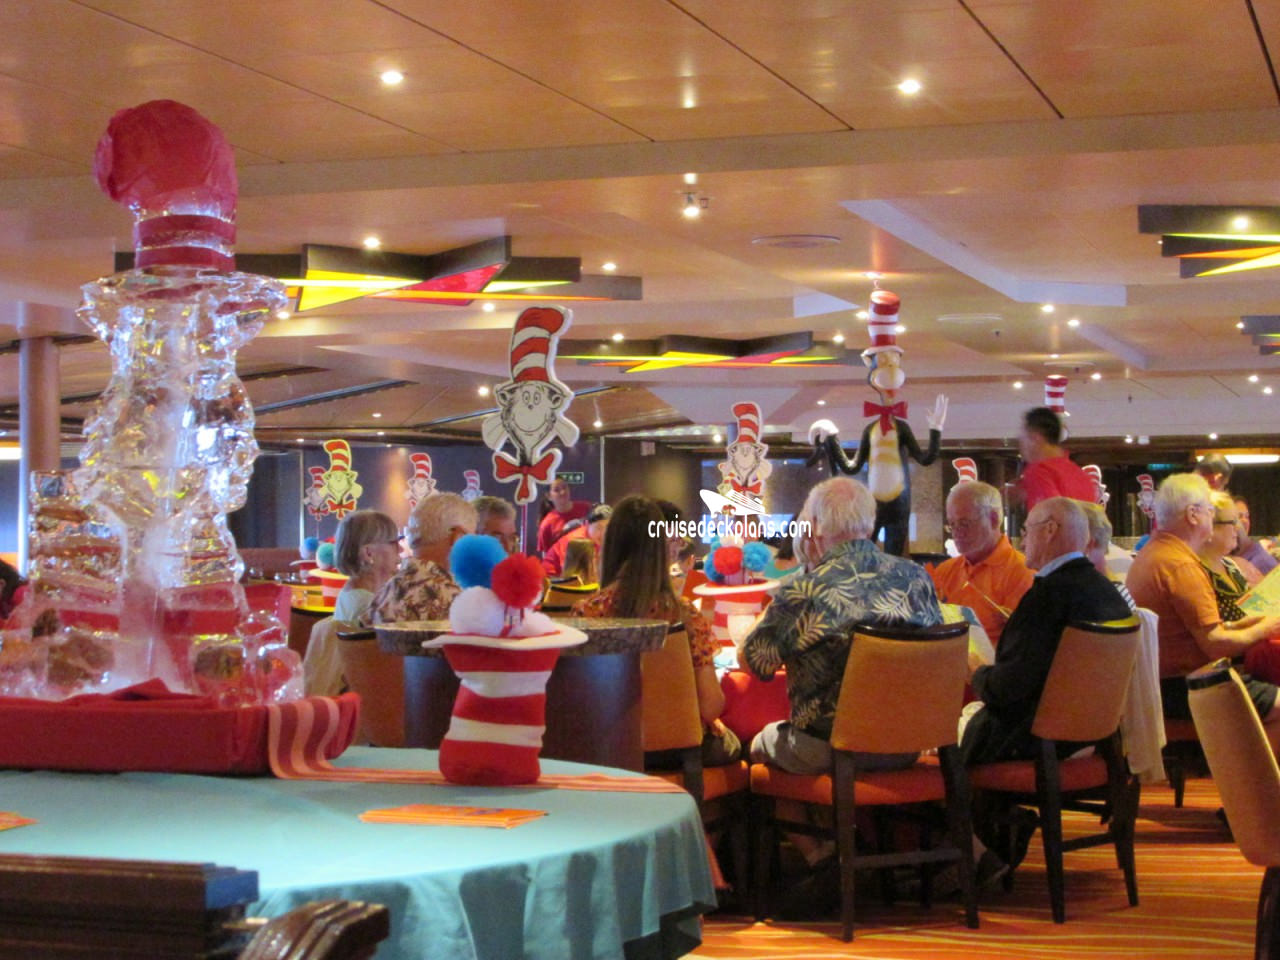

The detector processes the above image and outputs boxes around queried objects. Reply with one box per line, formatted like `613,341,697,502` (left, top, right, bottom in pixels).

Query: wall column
18,336,60,571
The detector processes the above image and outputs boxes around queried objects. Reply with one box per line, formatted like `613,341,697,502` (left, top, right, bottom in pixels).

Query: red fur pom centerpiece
491,554,546,610
712,545,743,577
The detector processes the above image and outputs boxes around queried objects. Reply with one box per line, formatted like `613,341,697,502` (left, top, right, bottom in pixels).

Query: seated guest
371,493,476,623
573,495,740,766
1194,453,1233,492
332,510,402,626
1126,473,1280,754
1231,494,1277,579
541,503,611,577
537,477,591,554
473,495,518,553
930,481,1033,647
558,537,598,586
962,497,1134,766
1012,406,1095,512
741,476,942,775
1081,502,1137,610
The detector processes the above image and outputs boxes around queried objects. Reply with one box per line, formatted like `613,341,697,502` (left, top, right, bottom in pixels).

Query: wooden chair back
302,617,344,698
832,620,970,755
335,632,405,747
640,625,703,754
1032,618,1141,743
239,900,391,960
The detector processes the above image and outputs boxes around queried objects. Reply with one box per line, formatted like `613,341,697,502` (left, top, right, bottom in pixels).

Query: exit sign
556,471,585,485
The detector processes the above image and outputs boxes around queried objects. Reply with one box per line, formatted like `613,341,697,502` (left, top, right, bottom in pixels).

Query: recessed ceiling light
1232,215,1250,230
275,309,291,320
1012,381,1024,389
1266,386,1274,395
379,69,404,86
478,385,490,397
602,261,617,272
897,77,922,95
296,437,305,444
711,432,723,444
371,412,382,419
895,324,906,334
611,332,624,342
832,332,845,344
1090,372,1102,381
817,399,827,406
1067,317,1080,328
864,271,882,281
1237,321,1246,329
362,235,381,250
377,430,385,437
1250,374,1260,382
1041,303,1055,314
855,310,869,321
682,93,697,109
1208,432,1219,440
592,418,603,428
684,172,698,185
482,302,496,313
682,193,702,219
1124,435,1134,444
1050,353,1060,359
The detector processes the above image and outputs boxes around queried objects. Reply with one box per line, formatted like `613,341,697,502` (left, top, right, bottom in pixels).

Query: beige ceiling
1,0,1279,450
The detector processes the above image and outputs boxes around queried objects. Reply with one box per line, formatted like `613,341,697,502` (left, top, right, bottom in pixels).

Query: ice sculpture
9,100,299,702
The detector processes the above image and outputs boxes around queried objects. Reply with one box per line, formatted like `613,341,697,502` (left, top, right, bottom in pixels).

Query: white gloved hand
808,418,839,444
926,395,948,432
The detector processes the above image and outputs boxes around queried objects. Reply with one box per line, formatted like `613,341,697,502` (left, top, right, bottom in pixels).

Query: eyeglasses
1213,517,1239,526
944,517,984,535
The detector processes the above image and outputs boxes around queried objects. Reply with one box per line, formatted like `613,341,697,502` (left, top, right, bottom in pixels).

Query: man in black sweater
961,496,1133,766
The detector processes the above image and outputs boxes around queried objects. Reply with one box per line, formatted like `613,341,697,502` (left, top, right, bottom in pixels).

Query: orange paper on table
0,811,35,831
358,804,546,828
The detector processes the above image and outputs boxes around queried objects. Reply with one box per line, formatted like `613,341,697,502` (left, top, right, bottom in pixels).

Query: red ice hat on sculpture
732,402,762,445
93,100,237,272
1044,375,1068,413
510,307,569,383
862,290,902,358
952,458,978,483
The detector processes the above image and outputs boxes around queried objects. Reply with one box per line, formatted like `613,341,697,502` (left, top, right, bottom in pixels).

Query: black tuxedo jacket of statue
961,555,1132,766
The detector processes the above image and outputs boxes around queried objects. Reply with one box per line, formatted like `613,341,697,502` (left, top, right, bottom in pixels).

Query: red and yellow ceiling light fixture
559,332,855,374
1139,205,1280,278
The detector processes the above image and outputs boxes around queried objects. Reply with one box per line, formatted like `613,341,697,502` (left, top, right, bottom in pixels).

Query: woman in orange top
574,495,740,765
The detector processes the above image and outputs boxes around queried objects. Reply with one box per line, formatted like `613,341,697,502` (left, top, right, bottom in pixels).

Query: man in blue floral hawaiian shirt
741,476,942,775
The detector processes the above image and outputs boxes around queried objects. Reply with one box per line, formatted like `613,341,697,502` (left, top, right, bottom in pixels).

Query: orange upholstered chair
1188,660,1280,960
968,617,1142,924
750,620,976,942
642,624,750,894
335,629,405,748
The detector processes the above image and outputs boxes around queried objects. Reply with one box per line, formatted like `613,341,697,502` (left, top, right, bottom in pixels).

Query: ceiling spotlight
377,430,386,437
817,399,827,406
1266,386,1274,395
682,193,702,219
683,172,698,185
895,324,906,334
602,261,617,272
481,302,496,313
296,437,305,444
611,332,624,342
592,418,603,429
371,412,382,419
1209,432,1219,440
1124,435,1134,444
1232,215,1250,230
1067,317,1080,328
864,271,882,281
897,77,922,95
1090,371,1102,381
1013,381,1024,389
1040,303,1055,314
1250,374,1260,383
379,69,404,86
1237,321,1246,329
477,385,490,397
362,235,381,250
832,332,845,344
1050,353,1060,359
275,309,291,320
711,432,723,444
855,310,869,320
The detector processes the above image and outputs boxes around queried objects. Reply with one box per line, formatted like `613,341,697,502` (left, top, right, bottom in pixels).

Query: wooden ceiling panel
968,0,1276,116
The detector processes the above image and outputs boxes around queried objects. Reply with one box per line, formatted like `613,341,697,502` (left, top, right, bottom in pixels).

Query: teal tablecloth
0,747,716,960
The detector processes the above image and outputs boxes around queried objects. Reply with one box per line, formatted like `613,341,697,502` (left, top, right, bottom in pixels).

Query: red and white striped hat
324,438,352,471
1137,473,1155,493
952,457,978,483
1044,375,1068,413
1083,464,1102,485
862,290,902,358
509,306,570,383
308,465,325,487
463,469,480,489
732,401,762,445
409,452,433,480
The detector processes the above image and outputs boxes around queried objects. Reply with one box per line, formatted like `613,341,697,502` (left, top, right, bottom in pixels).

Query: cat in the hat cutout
481,306,579,505
1083,464,1110,505
303,465,329,521
1044,375,1069,436
952,458,978,483
460,469,483,502
1136,474,1156,524
319,439,362,519
717,401,772,501
405,452,437,511
809,289,947,556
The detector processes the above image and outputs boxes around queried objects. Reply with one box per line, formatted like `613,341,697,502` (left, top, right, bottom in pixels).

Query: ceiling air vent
750,235,841,249
936,313,1002,325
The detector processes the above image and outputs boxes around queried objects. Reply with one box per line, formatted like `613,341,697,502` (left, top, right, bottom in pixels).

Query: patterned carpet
695,777,1260,959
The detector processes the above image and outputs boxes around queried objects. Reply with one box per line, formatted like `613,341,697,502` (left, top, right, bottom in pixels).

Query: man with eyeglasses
371,492,477,624
930,481,1033,647
1127,473,1280,754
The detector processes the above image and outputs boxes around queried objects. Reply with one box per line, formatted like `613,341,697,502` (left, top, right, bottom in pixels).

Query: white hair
1154,473,1211,529
1080,501,1112,553
1035,497,1090,552
947,480,1003,525
802,477,876,542
412,492,478,546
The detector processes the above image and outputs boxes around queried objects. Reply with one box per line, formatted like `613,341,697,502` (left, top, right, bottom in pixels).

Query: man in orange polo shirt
931,480,1034,648
1126,472,1280,754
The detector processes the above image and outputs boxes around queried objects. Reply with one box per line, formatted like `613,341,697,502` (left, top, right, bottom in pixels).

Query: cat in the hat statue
809,289,947,556
319,439,362,519
481,306,579,505
405,452,437,511
717,401,772,501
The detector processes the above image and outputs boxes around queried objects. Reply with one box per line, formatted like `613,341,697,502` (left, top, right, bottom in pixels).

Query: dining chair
967,617,1142,924
1188,659,1280,960
239,899,391,960
750,619,977,942
335,628,405,747
641,623,750,898
302,616,344,698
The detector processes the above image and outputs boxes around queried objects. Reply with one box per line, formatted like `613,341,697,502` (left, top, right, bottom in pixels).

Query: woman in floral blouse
574,495,741,765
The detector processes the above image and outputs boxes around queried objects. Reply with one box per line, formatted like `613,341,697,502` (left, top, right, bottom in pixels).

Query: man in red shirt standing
1013,406,1095,512
537,477,591,555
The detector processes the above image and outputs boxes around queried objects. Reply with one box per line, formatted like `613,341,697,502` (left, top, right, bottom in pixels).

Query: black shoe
776,855,841,921
976,850,1010,889
1008,808,1039,869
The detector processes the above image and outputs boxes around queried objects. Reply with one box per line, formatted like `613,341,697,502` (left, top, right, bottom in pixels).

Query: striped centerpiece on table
693,580,777,647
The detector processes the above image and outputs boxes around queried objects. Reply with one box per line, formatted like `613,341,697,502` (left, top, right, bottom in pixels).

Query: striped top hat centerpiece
422,534,586,785
693,538,779,646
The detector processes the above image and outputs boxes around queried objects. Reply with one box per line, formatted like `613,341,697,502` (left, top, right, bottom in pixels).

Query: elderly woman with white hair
740,476,942,777
371,492,477,624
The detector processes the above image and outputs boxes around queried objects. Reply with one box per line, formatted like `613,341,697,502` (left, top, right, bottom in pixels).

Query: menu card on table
359,804,547,828
0,812,36,832
1240,566,1280,617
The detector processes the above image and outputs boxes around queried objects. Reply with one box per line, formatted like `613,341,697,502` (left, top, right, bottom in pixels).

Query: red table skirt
0,680,359,775
719,669,789,746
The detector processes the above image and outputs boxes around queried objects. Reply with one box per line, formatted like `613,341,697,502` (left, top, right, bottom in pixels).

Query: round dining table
0,746,716,960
